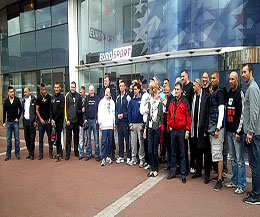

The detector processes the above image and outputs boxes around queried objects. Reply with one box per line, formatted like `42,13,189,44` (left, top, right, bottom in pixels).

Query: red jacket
167,96,191,131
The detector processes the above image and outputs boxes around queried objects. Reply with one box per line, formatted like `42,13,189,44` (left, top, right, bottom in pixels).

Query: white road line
94,170,167,217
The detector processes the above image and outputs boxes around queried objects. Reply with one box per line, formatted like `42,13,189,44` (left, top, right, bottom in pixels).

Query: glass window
7,4,20,36
22,71,38,97
51,1,68,26
8,35,21,72
36,28,52,69
21,32,36,71
52,24,68,67
35,0,51,30
0,9,8,39
20,0,35,33
1,38,9,73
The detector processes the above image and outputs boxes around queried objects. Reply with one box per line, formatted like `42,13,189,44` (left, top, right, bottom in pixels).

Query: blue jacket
116,93,131,123
128,97,143,124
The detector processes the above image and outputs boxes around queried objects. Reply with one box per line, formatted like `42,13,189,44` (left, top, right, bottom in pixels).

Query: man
167,82,191,183
86,85,100,161
181,69,194,174
160,78,170,99
77,86,88,160
115,81,131,164
225,71,246,194
22,87,37,160
128,83,145,167
242,63,260,205
36,83,52,160
98,88,115,166
208,72,226,191
50,82,64,162
202,72,210,93
65,81,80,160
3,86,22,161
190,79,211,184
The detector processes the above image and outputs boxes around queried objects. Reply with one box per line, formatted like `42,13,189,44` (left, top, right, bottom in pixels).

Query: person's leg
223,129,228,174
107,129,113,158
169,131,177,176
153,128,161,172
38,122,45,158
86,120,93,157
55,123,63,156
73,123,79,157
131,124,138,162
24,122,30,156
166,131,171,167
148,128,155,171
5,122,13,159
123,122,131,159
29,123,36,157
65,125,72,158
46,124,52,156
137,124,145,163
195,147,203,176
78,126,84,158
204,137,211,178
117,122,124,158
13,122,20,158
101,130,108,159
178,132,187,179
93,120,100,158
190,137,197,170
227,131,238,185
235,134,246,190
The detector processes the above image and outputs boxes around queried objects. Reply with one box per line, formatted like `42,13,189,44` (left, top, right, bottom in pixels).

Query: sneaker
55,154,62,162
144,164,151,170
214,180,223,192
139,161,145,168
243,195,260,205
235,187,245,194
126,158,131,165
129,159,137,166
106,157,112,164
116,157,124,164
101,158,105,166
225,182,237,188
190,168,196,174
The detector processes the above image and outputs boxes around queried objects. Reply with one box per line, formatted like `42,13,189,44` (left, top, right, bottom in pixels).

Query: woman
144,87,163,177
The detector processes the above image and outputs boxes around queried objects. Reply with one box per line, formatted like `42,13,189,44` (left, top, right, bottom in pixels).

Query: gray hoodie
243,78,260,136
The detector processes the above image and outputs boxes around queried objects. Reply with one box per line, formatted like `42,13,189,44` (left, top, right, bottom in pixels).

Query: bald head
24,87,31,98
229,71,239,91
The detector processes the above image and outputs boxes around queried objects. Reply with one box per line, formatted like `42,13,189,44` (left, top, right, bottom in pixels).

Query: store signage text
89,27,115,43
99,45,132,62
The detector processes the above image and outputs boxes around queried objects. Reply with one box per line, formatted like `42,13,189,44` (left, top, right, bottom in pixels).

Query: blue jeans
248,135,260,196
6,122,20,158
117,121,131,158
148,127,161,172
227,131,246,189
86,119,100,157
170,130,187,179
101,129,112,159
38,120,51,157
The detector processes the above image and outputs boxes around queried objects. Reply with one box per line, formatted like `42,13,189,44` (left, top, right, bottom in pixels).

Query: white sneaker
106,157,112,164
225,182,237,188
116,157,124,164
101,158,105,166
144,164,150,170
190,168,196,174
235,187,244,194
126,158,131,165
139,161,145,168
129,159,137,166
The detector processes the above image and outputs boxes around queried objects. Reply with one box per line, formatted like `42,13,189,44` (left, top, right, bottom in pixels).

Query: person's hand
185,131,189,140
246,134,252,144
114,126,116,131
66,121,70,126
145,108,149,114
48,119,51,124
235,134,240,142
3,123,6,129
214,130,219,138
99,125,103,131
82,107,85,113
14,118,19,123
51,119,55,126
130,125,134,131
40,118,45,125
33,122,37,128
143,129,147,139
118,114,123,120
204,133,207,137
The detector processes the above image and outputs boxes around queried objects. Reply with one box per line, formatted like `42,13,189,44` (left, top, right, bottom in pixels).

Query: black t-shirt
36,94,51,120
183,82,194,108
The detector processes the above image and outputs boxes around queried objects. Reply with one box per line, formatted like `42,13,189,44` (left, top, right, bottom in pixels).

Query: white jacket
140,92,151,123
98,97,115,130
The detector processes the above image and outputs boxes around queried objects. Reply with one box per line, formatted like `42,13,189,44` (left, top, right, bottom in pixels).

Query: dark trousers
24,119,36,157
38,120,51,157
164,130,171,166
101,129,113,159
55,120,63,155
189,138,196,169
170,130,187,178
66,122,79,157
117,121,131,158
248,135,260,196
148,127,161,172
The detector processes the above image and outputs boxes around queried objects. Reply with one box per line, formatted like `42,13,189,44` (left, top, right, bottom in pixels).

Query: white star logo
135,0,145,15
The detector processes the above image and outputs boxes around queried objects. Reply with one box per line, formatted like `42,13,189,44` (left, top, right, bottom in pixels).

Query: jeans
66,122,79,157
247,135,260,196
86,119,100,157
170,130,187,179
117,121,131,159
227,131,246,189
148,128,161,172
101,129,113,159
38,120,51,157
6,122,20,159
79,126,87,158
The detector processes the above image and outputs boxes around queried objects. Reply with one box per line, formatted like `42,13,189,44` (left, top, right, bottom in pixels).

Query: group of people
3,63,260,205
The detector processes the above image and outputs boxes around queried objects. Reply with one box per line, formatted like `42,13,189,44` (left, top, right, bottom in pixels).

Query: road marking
94,170,167,217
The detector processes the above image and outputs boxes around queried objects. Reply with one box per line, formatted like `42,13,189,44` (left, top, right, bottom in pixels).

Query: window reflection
51,1,68,26
20,0,35,33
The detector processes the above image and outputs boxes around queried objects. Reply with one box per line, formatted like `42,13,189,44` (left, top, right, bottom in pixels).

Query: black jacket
77,96,88,126
3,96,22,124
50,92,65,122
65,91,80,124
22,95,37,124
115,93,130,123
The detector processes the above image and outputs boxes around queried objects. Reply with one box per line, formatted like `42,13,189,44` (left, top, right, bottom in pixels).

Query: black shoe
214,180,223,191
49,154,54,159
167,174,176,179
79,156,83,160
30,156,34,160
4,157,9,161
65,155,70,161
243,195,260,205
192,173,202,179
16,156,20,160
182,178,186,184
204,176,210,184
85,156,91,161
95,156,100,161
26,155,30,159
38,156,43,160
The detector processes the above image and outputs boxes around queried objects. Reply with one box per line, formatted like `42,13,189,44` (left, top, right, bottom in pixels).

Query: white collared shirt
24,95,31,120
9,97,14,104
